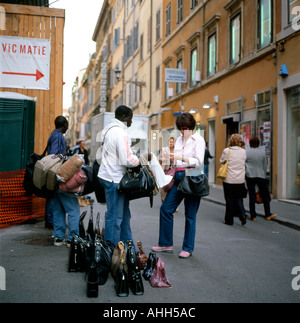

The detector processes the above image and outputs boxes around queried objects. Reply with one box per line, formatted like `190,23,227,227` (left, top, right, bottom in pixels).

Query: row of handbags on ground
68,206,171,298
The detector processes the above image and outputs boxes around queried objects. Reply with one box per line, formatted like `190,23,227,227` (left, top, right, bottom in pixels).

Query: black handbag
127,240,144,295
117,156,157,207
93,159,106,203
177,168,209,197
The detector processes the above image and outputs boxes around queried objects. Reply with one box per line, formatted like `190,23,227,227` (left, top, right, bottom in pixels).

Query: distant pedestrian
245,136,277,221
72,140,90,165
152,112,205,258
220,133,247,226
204,142,213,178
47,116,80,247
159,136,175,202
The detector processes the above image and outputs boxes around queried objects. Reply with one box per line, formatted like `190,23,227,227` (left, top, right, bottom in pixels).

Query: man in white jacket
98,106,141,246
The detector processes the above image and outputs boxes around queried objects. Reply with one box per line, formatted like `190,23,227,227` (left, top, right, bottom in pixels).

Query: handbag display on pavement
137,241,148,270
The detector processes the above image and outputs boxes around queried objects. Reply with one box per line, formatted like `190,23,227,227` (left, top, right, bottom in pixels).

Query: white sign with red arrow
0,35,51,90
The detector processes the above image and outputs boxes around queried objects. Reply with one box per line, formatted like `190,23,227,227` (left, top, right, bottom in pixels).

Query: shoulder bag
177,167,209,197
217,148,230,179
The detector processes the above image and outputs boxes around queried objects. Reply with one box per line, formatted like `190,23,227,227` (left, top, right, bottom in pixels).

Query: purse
149,257,172,288
33,154,64,190
56,154,84,183
163,167,176,192
23,145,53,198
117,155,157,207
143,252,157,280
217,148,230,179
111,241,129,297
177,167,209,197
127,240,144,295
136,241,148,270
255,190,271,204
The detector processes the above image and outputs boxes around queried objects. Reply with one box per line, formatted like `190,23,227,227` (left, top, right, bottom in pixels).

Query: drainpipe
148,0,153,111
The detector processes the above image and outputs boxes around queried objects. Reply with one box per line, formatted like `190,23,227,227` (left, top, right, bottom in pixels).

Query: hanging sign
165,68,187,83
0,35,51,90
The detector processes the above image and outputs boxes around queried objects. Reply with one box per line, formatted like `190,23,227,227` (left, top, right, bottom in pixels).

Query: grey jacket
245,147,267,179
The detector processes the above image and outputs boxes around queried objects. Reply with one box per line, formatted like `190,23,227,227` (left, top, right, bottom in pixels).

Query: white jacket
98,118,140,183
220,146,246,184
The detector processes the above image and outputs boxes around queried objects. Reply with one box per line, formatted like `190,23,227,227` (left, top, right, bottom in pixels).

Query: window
156,65,161,91
191,0,198,11
190,48,197,86
288,0,300,24
156,9,161,42
177,0,183,24
258,0,273,49
176,59,183,94
207,33,216,76
230,13,241,65
166,4,171,37
140,34,144,61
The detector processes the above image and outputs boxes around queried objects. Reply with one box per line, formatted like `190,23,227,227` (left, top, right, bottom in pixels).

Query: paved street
0,191,300,304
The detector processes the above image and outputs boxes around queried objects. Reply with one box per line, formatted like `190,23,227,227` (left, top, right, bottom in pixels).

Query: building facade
70,0,300,200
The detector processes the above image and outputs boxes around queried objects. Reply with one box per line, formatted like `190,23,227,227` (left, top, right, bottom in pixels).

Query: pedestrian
44,116,69,229
71,140,90,165
204,142,213,178
159,136,175,202
245,136,277,221
220,133,247,226
98,105,150,247
152,112,205,258
47,116,80,247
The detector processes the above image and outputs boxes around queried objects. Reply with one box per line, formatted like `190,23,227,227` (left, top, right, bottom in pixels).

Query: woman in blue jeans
152,113,205,258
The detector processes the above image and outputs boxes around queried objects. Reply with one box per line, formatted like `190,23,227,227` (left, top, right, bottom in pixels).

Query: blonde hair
229,133,243,147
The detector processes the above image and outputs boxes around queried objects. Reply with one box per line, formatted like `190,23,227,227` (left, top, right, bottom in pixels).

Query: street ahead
0,194,299,304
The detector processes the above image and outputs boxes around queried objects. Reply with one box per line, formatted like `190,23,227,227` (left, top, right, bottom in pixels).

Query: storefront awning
221,113,241,124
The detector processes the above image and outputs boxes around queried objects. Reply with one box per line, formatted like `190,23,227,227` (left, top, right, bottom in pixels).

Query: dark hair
249,136,260,148
55,116,68,129
175,112,196,130
115,105,133,120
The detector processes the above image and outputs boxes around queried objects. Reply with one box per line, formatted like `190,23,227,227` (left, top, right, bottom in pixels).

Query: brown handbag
136,241,148,270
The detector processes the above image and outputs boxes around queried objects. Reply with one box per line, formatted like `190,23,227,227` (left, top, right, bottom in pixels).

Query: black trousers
223,182,246,225
246,177,271,218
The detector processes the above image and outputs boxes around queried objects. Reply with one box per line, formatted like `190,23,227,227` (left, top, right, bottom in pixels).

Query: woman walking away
246,136,277,221
220,134,247,226
152,113,205,258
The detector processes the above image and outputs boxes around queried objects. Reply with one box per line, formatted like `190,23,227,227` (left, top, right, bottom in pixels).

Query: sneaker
54,238,65,247
179,251,192,258
266,213,278,221
151,246,173,253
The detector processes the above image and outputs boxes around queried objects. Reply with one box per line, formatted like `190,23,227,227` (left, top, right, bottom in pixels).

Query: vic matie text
1,42,47,55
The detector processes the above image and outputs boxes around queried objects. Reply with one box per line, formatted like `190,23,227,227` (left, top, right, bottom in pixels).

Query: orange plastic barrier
0,169,46,229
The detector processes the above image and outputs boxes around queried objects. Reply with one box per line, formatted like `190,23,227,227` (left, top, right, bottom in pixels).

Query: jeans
99,178,133,246
52,189,80,241
158,171,201,252
45,198,53,225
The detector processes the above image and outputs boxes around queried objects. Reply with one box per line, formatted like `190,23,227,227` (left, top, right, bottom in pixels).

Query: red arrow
2,69,44,81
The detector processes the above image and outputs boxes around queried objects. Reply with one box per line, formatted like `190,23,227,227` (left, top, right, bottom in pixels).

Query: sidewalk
204,184,300,230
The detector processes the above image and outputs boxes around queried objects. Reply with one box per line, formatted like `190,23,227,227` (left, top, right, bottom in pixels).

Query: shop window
286,86,300,199
288,0,300,25
230,13,241,65
257,0,273,49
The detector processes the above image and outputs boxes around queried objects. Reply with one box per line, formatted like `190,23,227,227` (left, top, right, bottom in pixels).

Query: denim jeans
52,189,80,241
158,171,201,252
45,198,53,225
99,178,133,246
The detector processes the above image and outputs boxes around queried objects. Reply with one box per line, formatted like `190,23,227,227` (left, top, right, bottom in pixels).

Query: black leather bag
23,145,54,198
127,240,144,295
93,160,106,203
177,168,209,197
117,156,156,207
